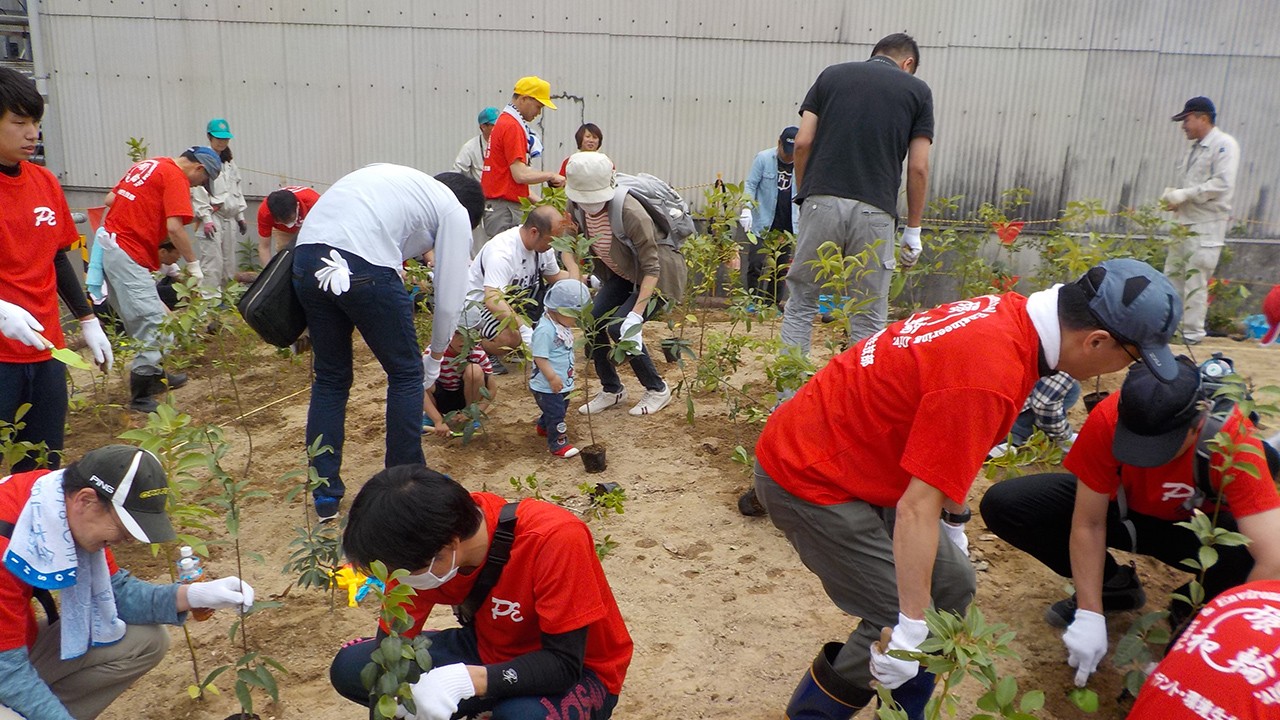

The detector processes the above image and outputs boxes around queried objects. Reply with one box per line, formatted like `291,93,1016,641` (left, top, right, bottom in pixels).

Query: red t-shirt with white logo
757,293,1042,507
104,157,195,271
0,470,120,653
0,162,78,362
1065,394,1280,521
256,186,320,238
481,113,530,202
398,493,633,694
1132,579,1280,718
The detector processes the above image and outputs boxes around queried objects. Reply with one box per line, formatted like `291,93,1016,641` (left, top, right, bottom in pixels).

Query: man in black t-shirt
740,126,800,306
780,32,934,375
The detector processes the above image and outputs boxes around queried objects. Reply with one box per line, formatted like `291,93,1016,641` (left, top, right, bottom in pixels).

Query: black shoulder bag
453,502,518,627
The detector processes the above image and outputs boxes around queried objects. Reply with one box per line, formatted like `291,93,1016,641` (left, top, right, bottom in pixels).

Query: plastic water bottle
176,546,214,621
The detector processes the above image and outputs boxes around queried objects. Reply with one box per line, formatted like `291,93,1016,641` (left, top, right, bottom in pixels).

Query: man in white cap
1160,96,1241,345
481,76,564,238
0,444,255,719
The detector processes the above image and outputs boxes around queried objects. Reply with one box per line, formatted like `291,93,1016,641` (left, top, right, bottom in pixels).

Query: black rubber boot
129,368,162,413
146,369,188,395
784,642,874,720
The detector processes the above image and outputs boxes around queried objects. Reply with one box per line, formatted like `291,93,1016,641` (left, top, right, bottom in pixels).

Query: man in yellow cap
481,76,564,238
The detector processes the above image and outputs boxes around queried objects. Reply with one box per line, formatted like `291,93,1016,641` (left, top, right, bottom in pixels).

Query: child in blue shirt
530,279,591,457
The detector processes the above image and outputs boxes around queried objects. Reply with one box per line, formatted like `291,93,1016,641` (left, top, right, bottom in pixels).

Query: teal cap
206,118,233,139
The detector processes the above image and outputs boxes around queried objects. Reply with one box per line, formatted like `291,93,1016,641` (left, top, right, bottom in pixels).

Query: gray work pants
101,243,170,371
754,463,976,691
1163,219,1226,343
0,621,169,719
780,195,896,354
482,198,523,239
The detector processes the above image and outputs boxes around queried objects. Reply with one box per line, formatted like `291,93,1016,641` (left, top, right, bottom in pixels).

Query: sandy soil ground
58,319,1279,720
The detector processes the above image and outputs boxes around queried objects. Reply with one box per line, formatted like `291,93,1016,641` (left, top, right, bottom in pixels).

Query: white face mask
579,201,606,215
400,549,458,590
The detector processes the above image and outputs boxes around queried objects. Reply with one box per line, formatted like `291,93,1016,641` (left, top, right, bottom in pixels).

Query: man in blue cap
1160,96,1240,345
96,146,220,412
740,126,801,307
455,107,500,256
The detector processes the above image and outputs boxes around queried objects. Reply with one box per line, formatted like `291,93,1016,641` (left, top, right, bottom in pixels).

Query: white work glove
315,249,352,296
869,612,929,689
186,576,255,613
201,221,217,238
159,263,181,279
1161,187,1191,208
0,299,47,349
899,227,923,268
518,323,534,348
738,208,754,234
941,520,969,557
79,317,114,372
422,354,442,389
588,275,601,290
186,260,204,283
1064,609,1107,687
409,663,476,720
619,311,645,354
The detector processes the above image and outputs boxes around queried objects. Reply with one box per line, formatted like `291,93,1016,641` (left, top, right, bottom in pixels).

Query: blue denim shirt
745,147,801,235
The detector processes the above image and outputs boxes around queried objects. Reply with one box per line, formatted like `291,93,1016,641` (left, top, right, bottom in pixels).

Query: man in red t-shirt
480,75,565,239
754,259,1181,720
256,185,319,266
1132,579,1280,719
99,145,220,412
981,357,1280,688
330,466,632,720
0,68,114,469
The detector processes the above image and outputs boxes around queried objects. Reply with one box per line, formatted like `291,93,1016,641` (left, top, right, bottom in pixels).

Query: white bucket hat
565,152,617,205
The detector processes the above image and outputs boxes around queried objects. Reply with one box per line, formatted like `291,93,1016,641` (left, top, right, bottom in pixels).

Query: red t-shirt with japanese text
757,293,1042,507
0,470,120,653
256,186,320,238
0,162,78,362
1065,394,1280,522
104,157,194,271
395,493,633,694
481,113,530,202
1132,579,1280,718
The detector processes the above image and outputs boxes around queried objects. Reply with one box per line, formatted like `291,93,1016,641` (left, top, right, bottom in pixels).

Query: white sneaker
579,388,628,415
629,383,672,416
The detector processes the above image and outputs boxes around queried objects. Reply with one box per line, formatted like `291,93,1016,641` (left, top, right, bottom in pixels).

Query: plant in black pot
560,300,637,474
1082,376,1110,414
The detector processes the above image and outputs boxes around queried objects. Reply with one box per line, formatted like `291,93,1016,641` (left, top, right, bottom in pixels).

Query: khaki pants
1163,219,1227,342
196,216,245,288
0,620,169,719
482,198,523,239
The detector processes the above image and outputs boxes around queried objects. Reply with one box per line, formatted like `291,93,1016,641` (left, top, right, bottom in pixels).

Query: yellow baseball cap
513,76,557,109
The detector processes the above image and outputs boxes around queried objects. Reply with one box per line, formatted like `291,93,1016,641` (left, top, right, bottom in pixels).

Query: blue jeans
1008,381,1081,445
329,627,619,720
293,244,425,499
0,359,66,471
588,273,664,394
533,390,571,452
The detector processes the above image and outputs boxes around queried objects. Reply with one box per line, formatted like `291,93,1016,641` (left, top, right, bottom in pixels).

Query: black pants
745,230,792,306
979,472,1254,618
588,272,663,394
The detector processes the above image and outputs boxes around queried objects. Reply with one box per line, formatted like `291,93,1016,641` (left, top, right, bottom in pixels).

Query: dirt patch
73,326,1280,720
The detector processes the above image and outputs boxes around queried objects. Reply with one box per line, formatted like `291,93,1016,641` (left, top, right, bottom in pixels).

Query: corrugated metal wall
33,0,1280,236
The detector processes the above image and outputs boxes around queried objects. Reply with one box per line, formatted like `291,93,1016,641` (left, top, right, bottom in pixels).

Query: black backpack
237,243,307,348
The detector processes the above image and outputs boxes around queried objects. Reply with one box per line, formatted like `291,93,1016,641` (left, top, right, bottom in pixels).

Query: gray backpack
615,173,696,249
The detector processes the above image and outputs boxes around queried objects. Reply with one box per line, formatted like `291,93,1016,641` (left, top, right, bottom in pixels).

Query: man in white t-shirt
292,165,484,522
461,205,569,371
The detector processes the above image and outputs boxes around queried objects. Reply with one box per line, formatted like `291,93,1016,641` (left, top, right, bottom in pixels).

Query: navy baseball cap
1114,358,1204,467
1078,258,1182,382
780,126,798,151
1172,97,1215,122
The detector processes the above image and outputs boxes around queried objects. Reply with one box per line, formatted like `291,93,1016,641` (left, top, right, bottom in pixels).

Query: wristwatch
941,507,972,525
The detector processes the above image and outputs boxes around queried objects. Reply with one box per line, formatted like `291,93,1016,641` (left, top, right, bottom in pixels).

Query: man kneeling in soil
329,465,632,720
753,259,1180,720
980,357,1280,687
0,445,255,719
